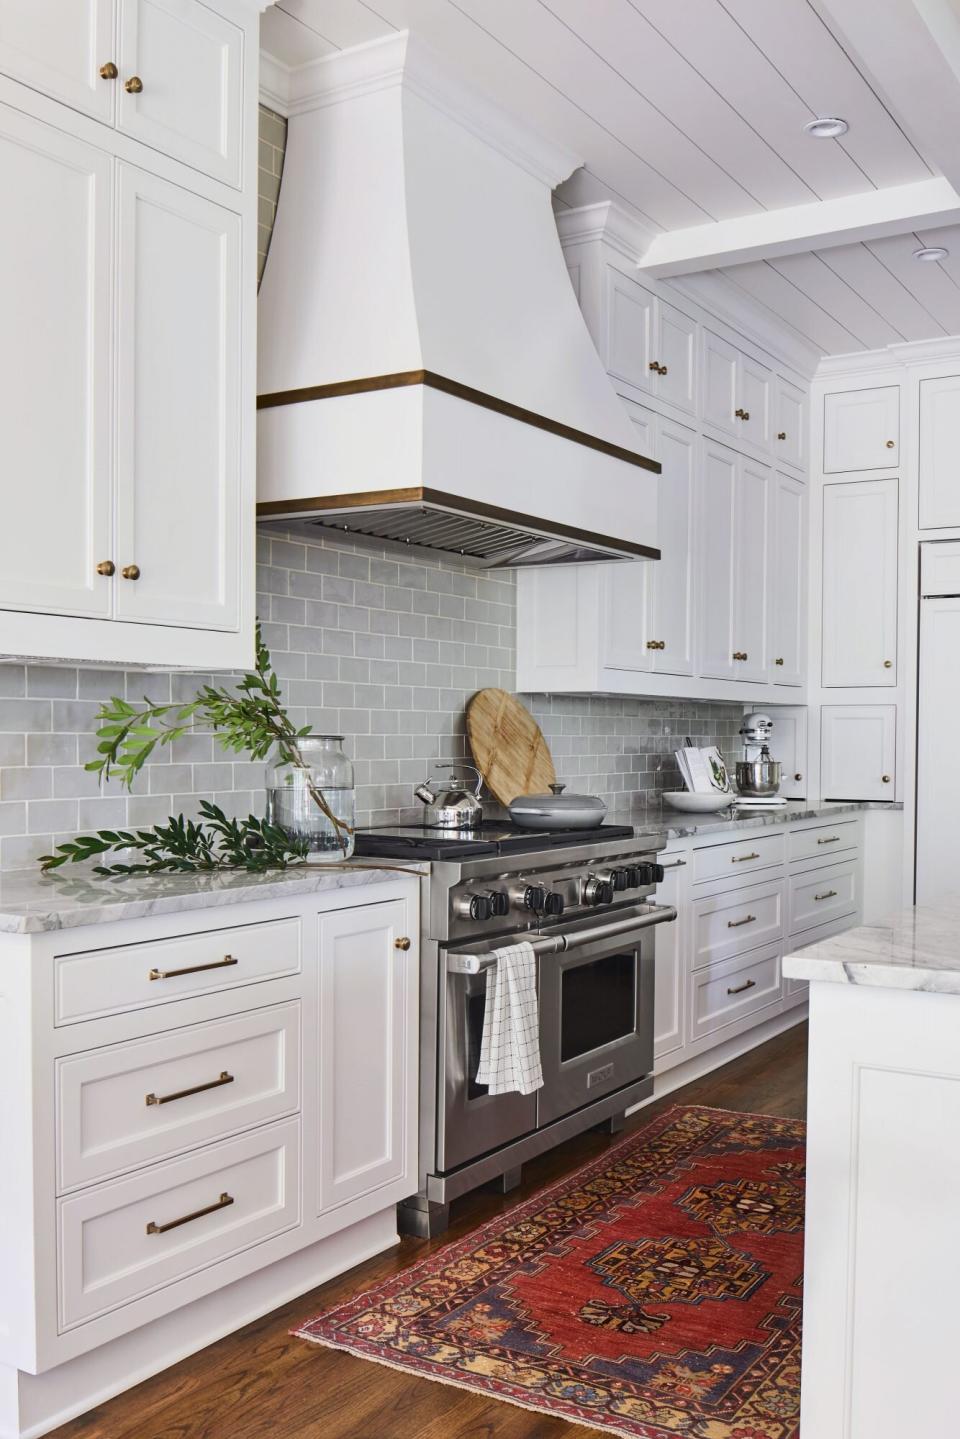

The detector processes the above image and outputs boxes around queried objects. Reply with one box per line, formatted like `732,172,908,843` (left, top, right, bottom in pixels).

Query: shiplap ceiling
261,0,960,356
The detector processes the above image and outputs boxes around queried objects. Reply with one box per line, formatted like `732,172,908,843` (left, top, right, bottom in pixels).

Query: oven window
560,952,636,1062
467,989,489,1100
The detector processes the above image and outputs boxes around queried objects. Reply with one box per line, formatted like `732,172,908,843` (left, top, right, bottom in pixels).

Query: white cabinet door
917,596,960,903
318,900,417,1213
653,856,686,1069
118,0,243,186
698,440,737,680
740,354,772,451
770,472,805,687
605,270,655,395
775,375,806,470
649,418,696,676
731,457,770,683
823,386,900,472
919,375,960,530
0,0,117,122
770,708,808,800
702,329,739,438
114,163,241,630
821,706,896,800
656,299,697,414
822,479,899,686
0,108,113,619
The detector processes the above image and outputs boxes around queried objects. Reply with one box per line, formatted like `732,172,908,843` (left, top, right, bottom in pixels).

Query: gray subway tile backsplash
0,526,744,868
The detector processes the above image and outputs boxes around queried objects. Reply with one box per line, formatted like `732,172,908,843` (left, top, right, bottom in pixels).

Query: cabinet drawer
58,1117,300,1330
693,832,785,885
57,1003,301,1191
693,880,784,969
54,918,302,1025
689,945,781,1042
790,863,857,935
789,820,859,865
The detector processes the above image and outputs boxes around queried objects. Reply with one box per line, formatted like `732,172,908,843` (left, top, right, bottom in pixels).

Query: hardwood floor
52,1023,808,1439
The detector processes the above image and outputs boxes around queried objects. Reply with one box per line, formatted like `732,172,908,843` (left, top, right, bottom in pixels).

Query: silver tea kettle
414,763,484,829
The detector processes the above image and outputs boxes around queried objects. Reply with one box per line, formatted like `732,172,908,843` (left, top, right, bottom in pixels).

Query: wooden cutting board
466,688,557,805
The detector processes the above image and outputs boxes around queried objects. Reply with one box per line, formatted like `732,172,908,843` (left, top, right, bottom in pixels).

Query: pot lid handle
549,783,566,795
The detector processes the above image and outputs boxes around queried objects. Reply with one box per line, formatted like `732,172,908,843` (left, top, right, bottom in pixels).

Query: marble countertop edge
783,905,960,995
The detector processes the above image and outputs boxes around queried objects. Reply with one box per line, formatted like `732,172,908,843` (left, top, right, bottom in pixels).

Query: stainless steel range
354,822,676,1237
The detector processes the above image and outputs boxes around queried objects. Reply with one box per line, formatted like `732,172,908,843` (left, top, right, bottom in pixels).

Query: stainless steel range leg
496,1165,523,1194
595,1110,626,1135
397,1196,451,1239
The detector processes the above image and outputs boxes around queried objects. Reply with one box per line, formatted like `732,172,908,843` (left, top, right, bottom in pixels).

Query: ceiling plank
865,231,960,333
260,4,338,65
277,0,391,49
638,176,960,276
719,259,868,352
816,241,949,341
767,251,906,347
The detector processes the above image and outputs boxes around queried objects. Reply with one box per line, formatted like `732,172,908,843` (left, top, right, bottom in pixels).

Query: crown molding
555,201,657,264
815,332,960,379
259,31,580,188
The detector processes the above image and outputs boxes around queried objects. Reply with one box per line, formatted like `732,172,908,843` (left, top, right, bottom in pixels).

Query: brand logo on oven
587,1062,615,1089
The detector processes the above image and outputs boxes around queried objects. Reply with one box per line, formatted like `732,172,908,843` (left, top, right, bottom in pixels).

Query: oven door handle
445,904,678,975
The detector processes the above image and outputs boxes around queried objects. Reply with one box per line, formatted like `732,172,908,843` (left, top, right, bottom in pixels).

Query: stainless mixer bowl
735,759,782,796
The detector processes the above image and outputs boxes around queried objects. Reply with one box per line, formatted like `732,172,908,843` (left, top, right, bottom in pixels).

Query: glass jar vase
266,734,355,860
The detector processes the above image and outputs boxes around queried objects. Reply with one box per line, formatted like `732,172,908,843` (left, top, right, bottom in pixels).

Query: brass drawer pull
775,657,784,666
99,61,118,79
727,914,757,928
731,851,760,863
125,75,144,94
814,890,838,902
777,431,787,440
882,774,891,783
883,659,893,668
146,1191,234,1236
794,772,803,781
149,954,239,981
394,936,411,951
146,1070,234,1107
660,859,687,869
121,563,141,580
885,439,895,449
816,836,840,845
727,978,757,995
96,560,115,576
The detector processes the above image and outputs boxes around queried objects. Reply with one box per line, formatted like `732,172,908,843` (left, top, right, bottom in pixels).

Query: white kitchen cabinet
117,0,244,186
768,707,808,800
653,855,686,1070
655,299,697,414
318,899,418,1213
740,353,772,450
699,441,769,684
919,374,960,529
916,590,960,903
605,272,696,414
115,164,241,630
822,479,899,686
702,329,740,439
774,374,806,470
823,386,900,472
0,107,113,620
821,705,896,800
769,472,805,687
0,0,116,122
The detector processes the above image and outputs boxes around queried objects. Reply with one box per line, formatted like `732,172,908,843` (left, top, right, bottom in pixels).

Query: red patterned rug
294,1105,804,1438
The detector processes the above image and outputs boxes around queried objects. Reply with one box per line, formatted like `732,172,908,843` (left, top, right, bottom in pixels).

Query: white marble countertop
0,862,427,935
783,904,960,995
614,799,899,842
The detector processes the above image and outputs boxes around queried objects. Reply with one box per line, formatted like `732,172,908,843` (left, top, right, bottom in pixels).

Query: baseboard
0,1208,399,1439
626,1006,809,1116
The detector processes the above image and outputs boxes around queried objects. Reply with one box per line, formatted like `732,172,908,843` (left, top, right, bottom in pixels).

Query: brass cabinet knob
121,564,141,581
648,361,660,372
99,61,118,79
885,439,895,448
659,363,668,375
794,772,803,781
732,650,748,661
394,936,411,951
734,407,751,421
777,431,787,440
645,639,658,650
95,560,115,577
882,775,892,784
125,75,144,93
883,659,893,668
775,657,784,666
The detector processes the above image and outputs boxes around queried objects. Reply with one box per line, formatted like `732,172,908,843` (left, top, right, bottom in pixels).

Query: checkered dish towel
475,941,544,1095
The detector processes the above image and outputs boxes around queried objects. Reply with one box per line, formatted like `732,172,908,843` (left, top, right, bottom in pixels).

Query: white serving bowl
663,791,735,814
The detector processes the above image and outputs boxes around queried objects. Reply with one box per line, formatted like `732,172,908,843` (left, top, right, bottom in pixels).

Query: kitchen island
784,907,960,1438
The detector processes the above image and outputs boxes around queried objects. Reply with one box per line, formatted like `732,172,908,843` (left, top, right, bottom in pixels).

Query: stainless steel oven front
438,904,667,1173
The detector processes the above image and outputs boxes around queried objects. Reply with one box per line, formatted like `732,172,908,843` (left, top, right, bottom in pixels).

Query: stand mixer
735,713,785,804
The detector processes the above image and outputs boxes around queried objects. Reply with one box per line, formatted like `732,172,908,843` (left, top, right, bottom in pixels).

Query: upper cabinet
821,479,899,687
0,0,257,668
919,375,960,530
774,376,806,471
605,272,697,415
0,0,243,186
823,386,900,472
770,472,806,688
702,329,773,455
698,441,770,685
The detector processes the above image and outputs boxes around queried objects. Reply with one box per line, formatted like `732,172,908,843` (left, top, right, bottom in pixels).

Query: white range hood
256,31,659,567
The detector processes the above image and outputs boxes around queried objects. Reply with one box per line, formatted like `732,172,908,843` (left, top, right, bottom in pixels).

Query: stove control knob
623,865,642,889
583,876,614,907
637,862,665,887
484,889,509,918
457,893,493,922
520,884,546,912
609,867,630,892
650,862,665,885
543,890,565,917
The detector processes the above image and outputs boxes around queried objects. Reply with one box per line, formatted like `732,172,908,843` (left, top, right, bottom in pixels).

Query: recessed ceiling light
803,116,849,139
913,245,949,262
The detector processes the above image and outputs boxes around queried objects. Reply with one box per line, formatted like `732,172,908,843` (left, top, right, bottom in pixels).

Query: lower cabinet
821,705,897,800
653,854,686,1067
0,879,420,1388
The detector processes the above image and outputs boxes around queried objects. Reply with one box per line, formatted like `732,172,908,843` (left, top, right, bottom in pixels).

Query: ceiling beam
637,176,960,278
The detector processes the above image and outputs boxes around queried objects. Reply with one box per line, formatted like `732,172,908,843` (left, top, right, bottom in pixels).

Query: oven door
438,954,538,1173
536,920,655,1126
